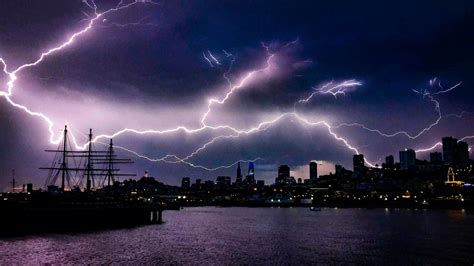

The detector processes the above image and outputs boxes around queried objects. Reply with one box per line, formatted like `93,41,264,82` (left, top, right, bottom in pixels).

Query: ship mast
11,169,15,193
107,139,114,186
99,139,136,187
61,125,68,191
41,126,136,191
86,128,93,191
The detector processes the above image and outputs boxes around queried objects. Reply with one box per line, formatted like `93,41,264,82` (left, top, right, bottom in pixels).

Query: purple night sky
1,0,474,190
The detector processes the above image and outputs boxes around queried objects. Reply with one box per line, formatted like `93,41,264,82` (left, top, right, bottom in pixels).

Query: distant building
457,141,470,167
216,176,231,190
382,155,395,170
235,162,243,185
309,161,318,183
278,165,290,179
257,180,265,187
385,155,394,167
443,137,458,165
275,165,297,185
248,162,255,177
400,149,416,170
276,165,291,185
335,164,343,176
204,180,214,190
297,178,302,184
191,178,203,190
353,154,365,178
181,177,191,189
430,152,443,164
244,162,256,186
26,183,33,193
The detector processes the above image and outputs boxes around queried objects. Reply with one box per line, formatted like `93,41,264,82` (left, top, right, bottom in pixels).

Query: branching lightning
1,0,473,177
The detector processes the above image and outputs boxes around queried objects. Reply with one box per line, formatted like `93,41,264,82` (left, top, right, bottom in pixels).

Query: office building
353,154,365,178
181,177,191,189
236,162,243,185
309,161,318,182
442,137,458,165
457,141,470,167
400,149,416,170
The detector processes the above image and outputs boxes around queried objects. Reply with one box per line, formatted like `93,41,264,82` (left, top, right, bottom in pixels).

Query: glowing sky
1,0,474,190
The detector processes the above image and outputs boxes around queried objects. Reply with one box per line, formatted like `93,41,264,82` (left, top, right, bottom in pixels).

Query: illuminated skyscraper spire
244,161,256,186
248,161,255,177
236,161,242,185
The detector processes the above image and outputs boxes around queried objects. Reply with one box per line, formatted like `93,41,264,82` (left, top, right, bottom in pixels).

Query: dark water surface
1,207,474,265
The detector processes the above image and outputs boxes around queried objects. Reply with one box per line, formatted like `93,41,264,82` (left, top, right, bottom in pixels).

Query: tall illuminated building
245,161,256,186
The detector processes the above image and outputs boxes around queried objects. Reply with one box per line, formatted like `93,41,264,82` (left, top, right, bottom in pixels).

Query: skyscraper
442,136,458,165
278,165,290,179
245,161,256,186
353,154,365,178
181,177,190,189
400,149,416,170
457,141,470,167
248,162,255,177
385,155,394,167
236,161,243,185
309,161,318,181
276,165,290,185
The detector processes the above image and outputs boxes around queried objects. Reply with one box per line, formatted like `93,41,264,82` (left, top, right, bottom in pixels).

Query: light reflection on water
0,207,473,264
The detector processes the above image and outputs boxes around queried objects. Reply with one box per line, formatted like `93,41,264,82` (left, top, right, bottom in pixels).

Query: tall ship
0,126,177,236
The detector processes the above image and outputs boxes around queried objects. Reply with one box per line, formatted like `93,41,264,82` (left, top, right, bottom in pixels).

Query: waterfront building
181,177,191,189
457,141,470,167
353,154,365,178
236,162,243,186
278,165,290,179
244,162,256,186
216,176,231,190
400,149,416,170
309,161,318,184
442,136,458,165
385,155,394,167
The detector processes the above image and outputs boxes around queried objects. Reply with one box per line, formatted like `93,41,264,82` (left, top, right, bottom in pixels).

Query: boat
0,126,179,236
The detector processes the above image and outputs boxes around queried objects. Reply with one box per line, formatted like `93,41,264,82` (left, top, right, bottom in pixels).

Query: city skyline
1,0,474,190
177,134,472,188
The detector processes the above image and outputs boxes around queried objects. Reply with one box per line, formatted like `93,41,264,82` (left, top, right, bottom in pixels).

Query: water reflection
0,207,473,264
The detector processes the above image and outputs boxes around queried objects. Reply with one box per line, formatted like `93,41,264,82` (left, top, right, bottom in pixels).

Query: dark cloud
1,0,474,190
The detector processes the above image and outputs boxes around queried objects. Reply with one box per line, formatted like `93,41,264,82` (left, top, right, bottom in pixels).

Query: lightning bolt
0,0,158,147
200,43,275,126
99,16,160,28
207,50,221,66
327,79,465,140
295,80,362,108
1,0,472,177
